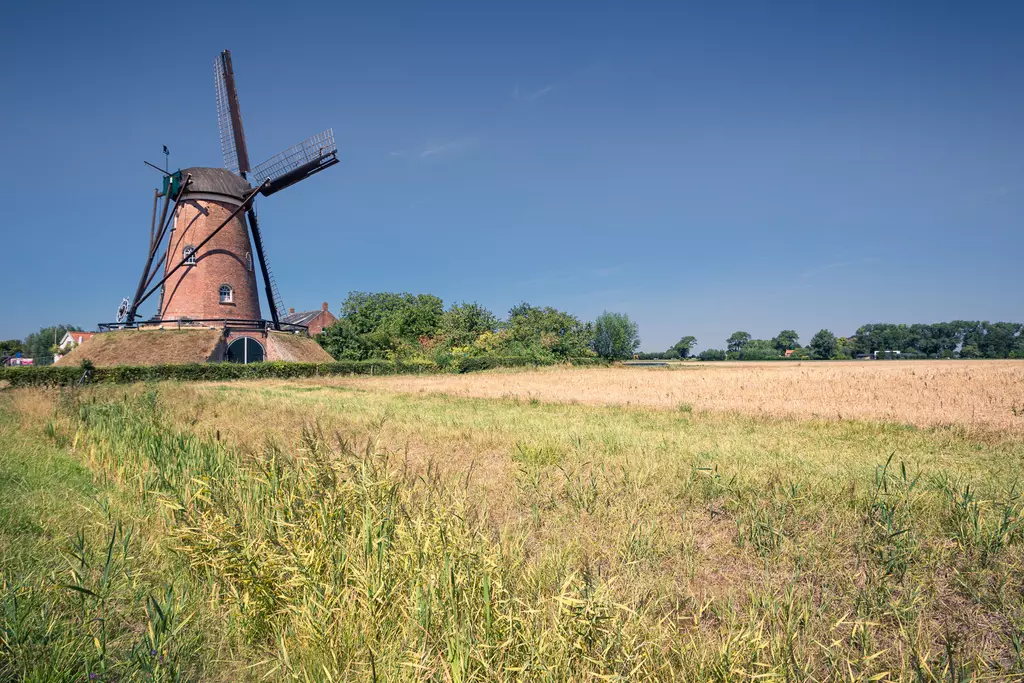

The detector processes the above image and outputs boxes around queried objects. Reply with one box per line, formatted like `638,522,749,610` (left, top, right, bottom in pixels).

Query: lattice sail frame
214,54,243,175
251,129,337,184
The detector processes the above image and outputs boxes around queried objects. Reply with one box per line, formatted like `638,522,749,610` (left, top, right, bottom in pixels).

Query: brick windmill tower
123,50,338,342
159,167,262,322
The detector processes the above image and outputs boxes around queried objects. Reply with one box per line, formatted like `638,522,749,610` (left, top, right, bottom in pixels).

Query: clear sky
1,1,1021,351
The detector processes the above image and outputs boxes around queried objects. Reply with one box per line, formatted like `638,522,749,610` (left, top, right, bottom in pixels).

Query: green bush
565,356,607,367
0,356,608,387
458,356,537,373
0,360,412,388
0,365,83,387
738,347,781,361
456,356,607,374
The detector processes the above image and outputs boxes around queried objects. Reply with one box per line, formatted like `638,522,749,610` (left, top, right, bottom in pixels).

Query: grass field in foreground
2,371,1024,681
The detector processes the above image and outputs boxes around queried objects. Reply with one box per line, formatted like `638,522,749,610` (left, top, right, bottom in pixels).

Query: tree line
637,321,1024,361
6,314,1022,367
1,325,80,366
316,292,641,363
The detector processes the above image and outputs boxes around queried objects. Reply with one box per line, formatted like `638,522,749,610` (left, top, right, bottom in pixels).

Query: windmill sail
250,129,339,196
214,50,250,176
246,203,285,326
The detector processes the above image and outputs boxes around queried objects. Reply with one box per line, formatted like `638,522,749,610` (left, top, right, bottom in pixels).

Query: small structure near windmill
59,331,96,350
53,331,97,364
281,303,337,335
89,50,338,366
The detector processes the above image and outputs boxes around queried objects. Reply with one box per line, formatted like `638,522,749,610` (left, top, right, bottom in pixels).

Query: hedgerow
0,360,407,387
0,357,606,387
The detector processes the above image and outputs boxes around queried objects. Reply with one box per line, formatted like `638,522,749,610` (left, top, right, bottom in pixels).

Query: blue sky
1,1,1021,351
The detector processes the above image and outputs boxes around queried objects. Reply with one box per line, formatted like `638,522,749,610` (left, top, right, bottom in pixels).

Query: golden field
2,361,1024,681
328,360,1024,433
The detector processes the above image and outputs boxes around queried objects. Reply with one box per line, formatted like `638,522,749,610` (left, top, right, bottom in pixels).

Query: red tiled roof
65,331,96,344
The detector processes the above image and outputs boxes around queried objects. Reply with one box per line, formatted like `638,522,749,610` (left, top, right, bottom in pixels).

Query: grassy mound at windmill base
54,329,223,367
266,330,334,363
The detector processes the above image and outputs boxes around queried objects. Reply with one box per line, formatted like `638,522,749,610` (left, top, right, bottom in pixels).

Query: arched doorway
226,336,265,364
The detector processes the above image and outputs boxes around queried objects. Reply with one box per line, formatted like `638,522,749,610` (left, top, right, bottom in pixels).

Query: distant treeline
1,325,80,366
638,322,1024,361
6,312,1021,370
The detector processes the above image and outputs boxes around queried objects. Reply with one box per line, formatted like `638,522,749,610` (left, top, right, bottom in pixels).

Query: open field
2,363,1024,680
330,360,1024,434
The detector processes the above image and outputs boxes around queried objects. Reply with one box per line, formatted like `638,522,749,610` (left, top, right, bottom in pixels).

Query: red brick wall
161,197,261,321
306,309,337,335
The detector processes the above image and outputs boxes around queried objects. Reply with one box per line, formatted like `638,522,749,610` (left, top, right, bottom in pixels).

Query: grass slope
55,329,223,367
265,330,334,363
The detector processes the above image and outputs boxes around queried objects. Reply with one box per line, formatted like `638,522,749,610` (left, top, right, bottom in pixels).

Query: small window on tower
219,285,233,304
246,252,253,272
183,245,196,265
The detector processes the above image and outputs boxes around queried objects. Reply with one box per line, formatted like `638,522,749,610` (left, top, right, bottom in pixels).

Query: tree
341,291,444,341
592,312,640,360
726,331,751,353
772,330,800,352
809,329,837,360
671,335,697,359
835,336,854,359
317,318,374,360
439,302,499,348
952,320,984,354
699,348,727,361
23,325,79,365
0,339,24,358
505,303,593,359
739,339,780,360
979,322,1022,358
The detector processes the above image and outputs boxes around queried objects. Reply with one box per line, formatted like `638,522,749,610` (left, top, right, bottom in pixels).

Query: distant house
59,331,96,350
280,303,336,335
784,349,795,358
52,331,97,363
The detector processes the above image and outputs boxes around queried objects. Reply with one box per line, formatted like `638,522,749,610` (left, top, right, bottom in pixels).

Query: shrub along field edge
0,356,608,387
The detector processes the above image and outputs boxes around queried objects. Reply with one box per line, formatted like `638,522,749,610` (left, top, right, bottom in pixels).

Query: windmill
123,49,338,329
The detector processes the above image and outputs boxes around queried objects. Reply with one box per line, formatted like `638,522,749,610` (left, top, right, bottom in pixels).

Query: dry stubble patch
322,360,1024,434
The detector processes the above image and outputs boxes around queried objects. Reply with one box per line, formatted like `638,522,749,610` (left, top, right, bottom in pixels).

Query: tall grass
2,384,1023,680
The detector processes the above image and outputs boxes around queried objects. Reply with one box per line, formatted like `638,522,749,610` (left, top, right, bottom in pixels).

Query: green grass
2,382,1024,681
0,395,241,682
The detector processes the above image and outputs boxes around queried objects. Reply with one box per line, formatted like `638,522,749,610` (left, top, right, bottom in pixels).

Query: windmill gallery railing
98,318,309,333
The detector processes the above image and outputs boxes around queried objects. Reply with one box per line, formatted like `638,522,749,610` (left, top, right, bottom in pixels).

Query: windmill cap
178,167,252,201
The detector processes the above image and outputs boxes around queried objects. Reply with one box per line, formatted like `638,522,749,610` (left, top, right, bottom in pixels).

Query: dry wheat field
3,360,1024,681
329,360,1024,434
